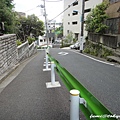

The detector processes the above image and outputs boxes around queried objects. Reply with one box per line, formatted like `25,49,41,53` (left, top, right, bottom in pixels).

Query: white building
63,0,103,40
36,35,53,48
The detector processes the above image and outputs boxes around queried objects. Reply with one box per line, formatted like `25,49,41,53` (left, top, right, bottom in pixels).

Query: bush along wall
83,40,113,59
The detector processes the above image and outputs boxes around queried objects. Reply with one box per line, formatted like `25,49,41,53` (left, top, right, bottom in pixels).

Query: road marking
58,52,69,56
70,50,115,66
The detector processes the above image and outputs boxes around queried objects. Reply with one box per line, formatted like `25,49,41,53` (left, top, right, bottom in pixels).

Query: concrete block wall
0,34,18,75
17,41,37,62
17,41,29,62
29,42,37,57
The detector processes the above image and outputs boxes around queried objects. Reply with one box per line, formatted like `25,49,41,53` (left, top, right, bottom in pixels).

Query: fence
88,32,118,49
17,41,37,62
44,49,118,120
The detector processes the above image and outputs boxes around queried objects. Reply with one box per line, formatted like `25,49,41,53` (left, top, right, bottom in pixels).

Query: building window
40,39,43,42
72,11,78,15
68,22,70,25
84,8,91,13
68,14,70,16
73,1,78,6
85,0,89,1
67,30,69,34
74,33,79,40
72,21,77,25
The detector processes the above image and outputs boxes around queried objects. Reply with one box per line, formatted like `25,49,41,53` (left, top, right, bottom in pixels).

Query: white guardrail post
46,61,61,88
70,89,80,120
43,48,51,71
51,61,55,85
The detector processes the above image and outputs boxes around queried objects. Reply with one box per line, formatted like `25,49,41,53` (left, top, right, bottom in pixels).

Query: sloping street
0,48,120,120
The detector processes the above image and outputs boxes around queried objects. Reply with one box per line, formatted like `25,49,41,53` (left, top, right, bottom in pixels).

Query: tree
16,14,45,42
0,0,16,33
85,2,109,34
64,31,73,44
55,26,63,38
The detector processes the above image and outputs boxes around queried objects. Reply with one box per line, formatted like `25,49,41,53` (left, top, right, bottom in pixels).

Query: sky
13,0,64,23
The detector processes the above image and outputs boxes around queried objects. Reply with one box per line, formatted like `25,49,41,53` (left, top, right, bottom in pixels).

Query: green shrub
84,41,113,58
27,36,35,45
16,40,22,46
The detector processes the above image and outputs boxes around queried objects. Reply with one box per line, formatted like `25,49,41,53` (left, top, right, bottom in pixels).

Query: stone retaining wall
0,34,37,76
0,34,18,75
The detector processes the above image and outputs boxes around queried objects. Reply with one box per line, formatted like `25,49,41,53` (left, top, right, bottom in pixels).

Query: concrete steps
107,56,120,64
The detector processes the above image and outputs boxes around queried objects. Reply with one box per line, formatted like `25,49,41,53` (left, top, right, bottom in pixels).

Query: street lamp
73,0,85,53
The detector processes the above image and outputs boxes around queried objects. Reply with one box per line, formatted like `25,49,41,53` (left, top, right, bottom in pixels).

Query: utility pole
80,0,85,53
43,0,49,47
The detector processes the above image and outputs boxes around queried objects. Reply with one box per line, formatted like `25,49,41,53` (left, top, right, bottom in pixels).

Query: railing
47,52,117,120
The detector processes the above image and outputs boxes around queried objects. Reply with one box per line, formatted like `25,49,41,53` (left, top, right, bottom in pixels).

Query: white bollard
51,61,55,85
43,52,51,71
46,53,48,69
46,61,61,88
70,89,80,120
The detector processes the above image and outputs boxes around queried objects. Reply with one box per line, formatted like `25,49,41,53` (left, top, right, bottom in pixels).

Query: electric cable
25,6,38,12
49,0,78,22
21,0,78,22
45,0,63,2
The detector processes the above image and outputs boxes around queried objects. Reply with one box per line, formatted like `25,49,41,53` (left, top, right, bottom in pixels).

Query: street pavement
50,48,120,115
0,48,120,120
0,50,85,120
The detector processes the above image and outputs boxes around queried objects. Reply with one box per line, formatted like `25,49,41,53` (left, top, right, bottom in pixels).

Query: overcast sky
13,0,64,22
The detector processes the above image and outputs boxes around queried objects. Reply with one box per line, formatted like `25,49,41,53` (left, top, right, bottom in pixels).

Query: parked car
70,44,75,49
53,40,62,48
74,42,80,50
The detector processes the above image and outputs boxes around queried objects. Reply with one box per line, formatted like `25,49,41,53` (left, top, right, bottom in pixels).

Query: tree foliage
16,14,45,42
85,2,109,34
0,0,16,33
64,31,73,44
55,26,63,38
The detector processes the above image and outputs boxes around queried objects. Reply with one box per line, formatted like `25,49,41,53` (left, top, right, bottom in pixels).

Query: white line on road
70,50,115,66
58,52,69,56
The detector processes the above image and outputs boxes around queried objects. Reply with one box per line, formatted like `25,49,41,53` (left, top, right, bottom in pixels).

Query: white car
74,42,80,50
70,44,75,49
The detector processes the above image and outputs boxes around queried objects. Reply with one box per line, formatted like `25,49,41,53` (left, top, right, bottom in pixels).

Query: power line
46,0,63,2
49,0,78,22
25,6,38,12
23,0,78,22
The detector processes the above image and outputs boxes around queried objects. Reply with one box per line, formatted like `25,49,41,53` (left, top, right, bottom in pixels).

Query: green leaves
0,0,16,33
16,14,45,42
85,2,109,34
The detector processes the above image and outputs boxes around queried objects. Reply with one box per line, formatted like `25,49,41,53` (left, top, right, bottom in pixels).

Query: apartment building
63,0,103,40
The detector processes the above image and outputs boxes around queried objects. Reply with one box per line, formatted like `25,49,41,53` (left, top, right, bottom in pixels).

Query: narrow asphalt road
50,48,120,115
0,50,87,120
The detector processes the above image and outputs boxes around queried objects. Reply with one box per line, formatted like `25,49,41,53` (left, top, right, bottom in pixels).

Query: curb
0,52,38,85
0,64,19,84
